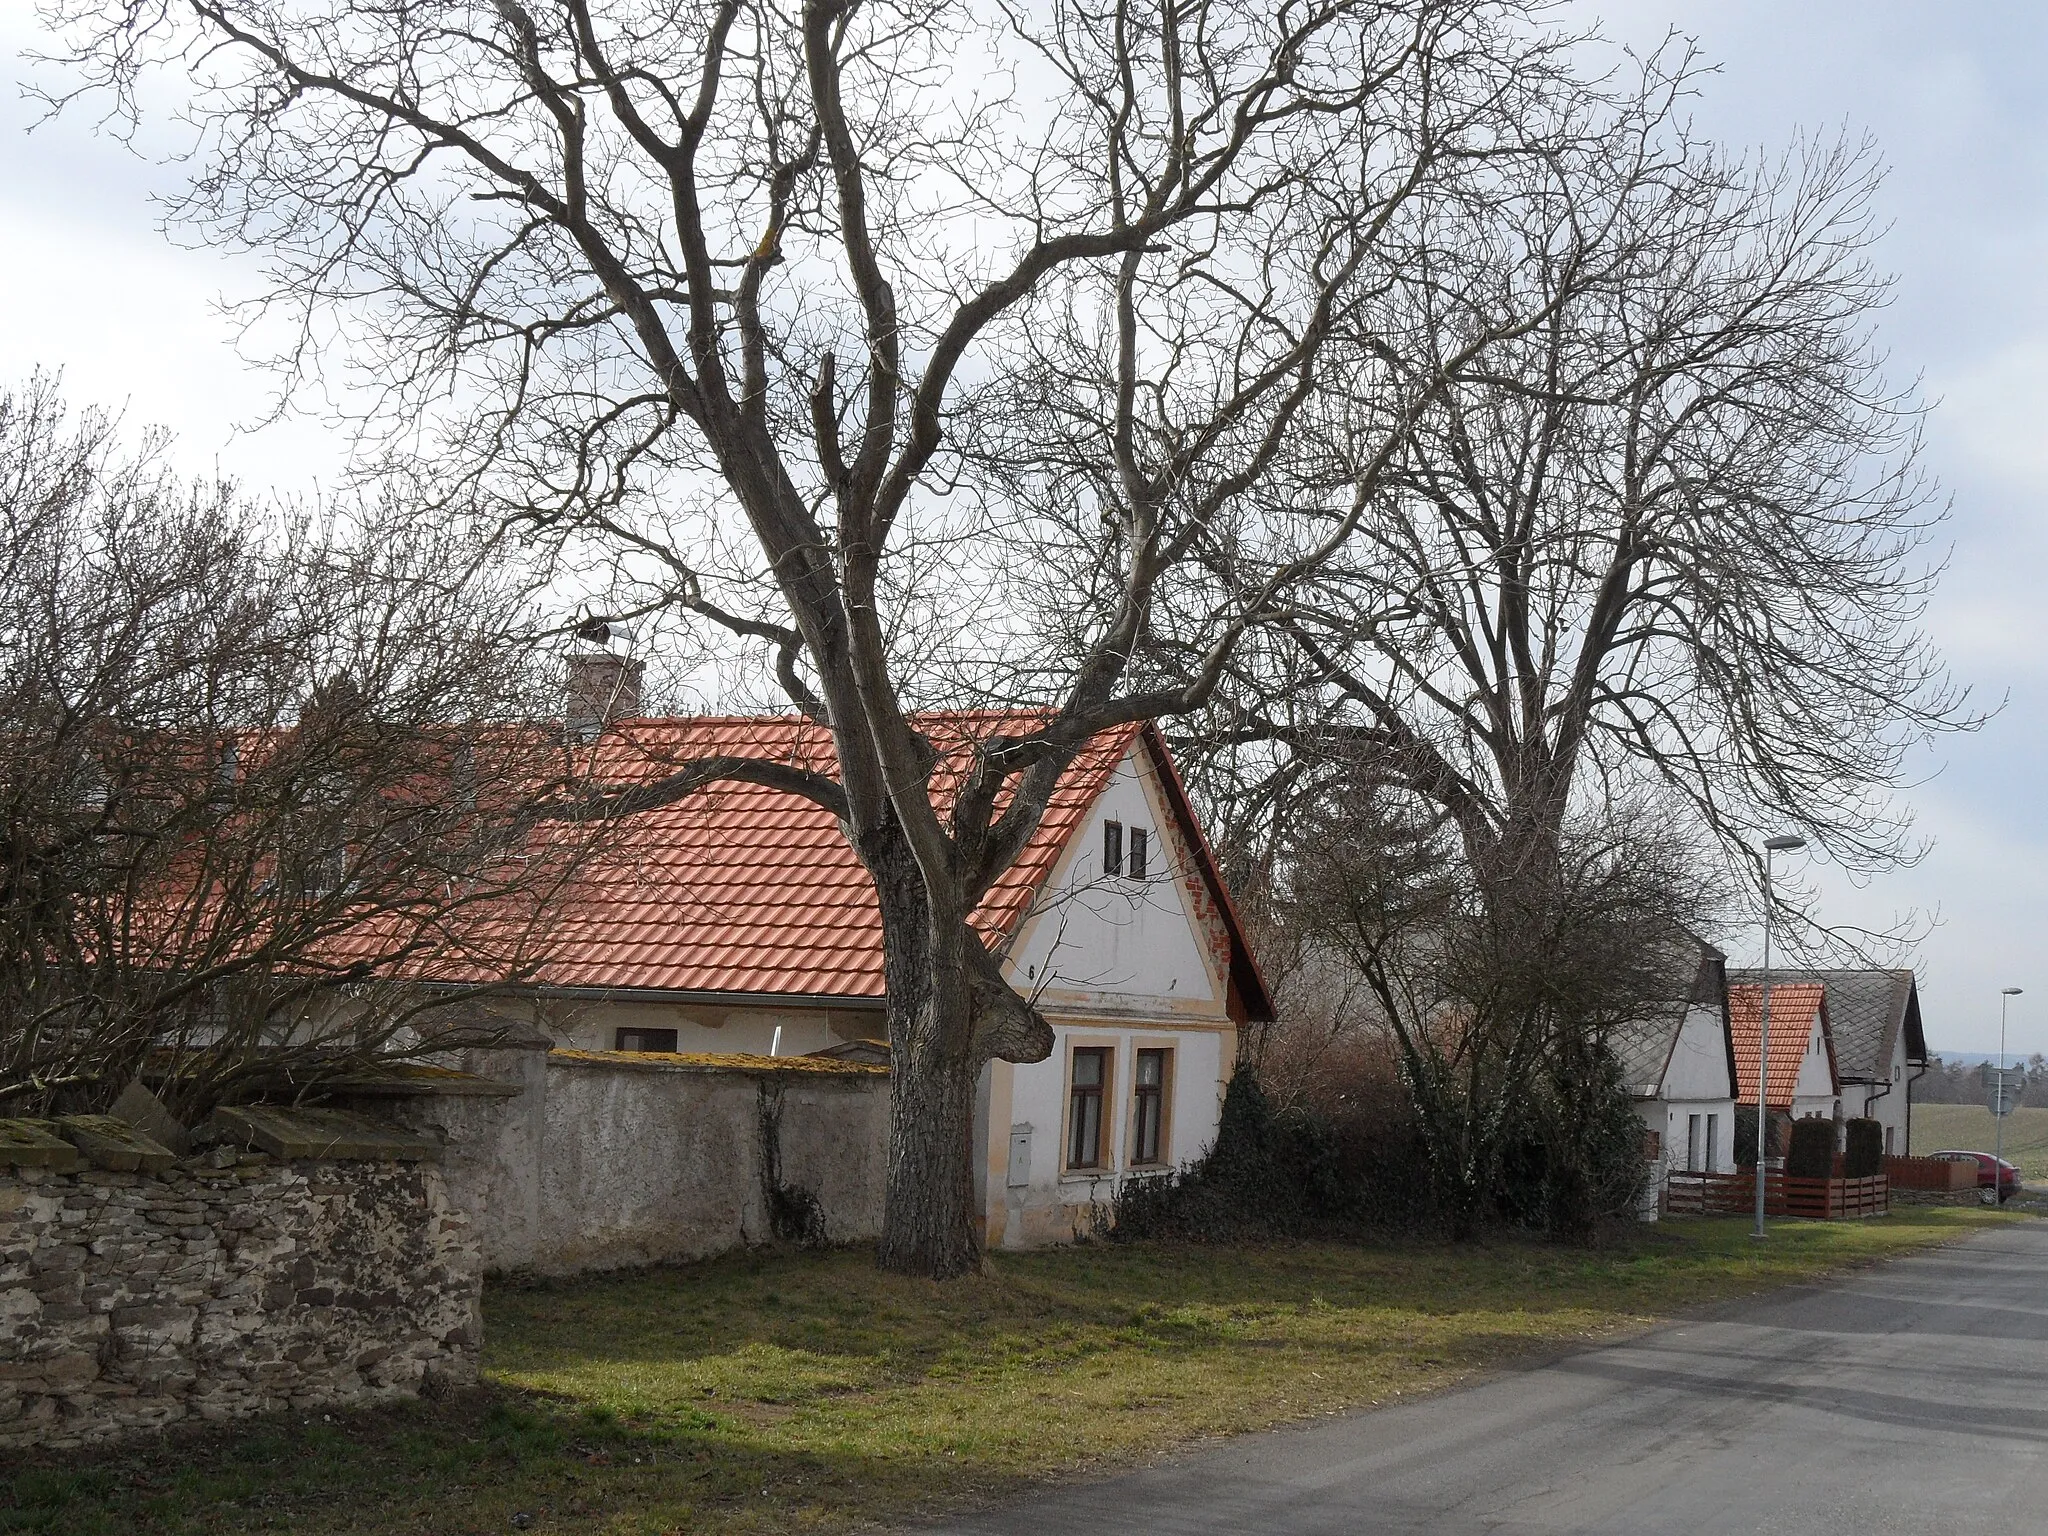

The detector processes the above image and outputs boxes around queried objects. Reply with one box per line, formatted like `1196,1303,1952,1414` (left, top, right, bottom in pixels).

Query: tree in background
1287,787,1717,1238
1190,102,1973,910
38,0,1672,1275
0,377,588,1120
1173,69,1972,1231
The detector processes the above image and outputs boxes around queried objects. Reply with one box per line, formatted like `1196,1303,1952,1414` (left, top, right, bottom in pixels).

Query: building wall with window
1843,1031,1912,1155
1002,749,1239,1025
977,743,1242,1247
980,1021,1230,1249
1634,1001,1739,1202
537,997,885,1060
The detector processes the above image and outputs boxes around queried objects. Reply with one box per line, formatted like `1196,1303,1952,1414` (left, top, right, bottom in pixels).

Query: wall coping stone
201,1105,443,1161
53,1115,179,1175
0,1119,79,1172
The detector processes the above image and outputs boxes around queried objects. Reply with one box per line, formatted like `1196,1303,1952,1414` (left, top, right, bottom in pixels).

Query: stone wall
2,1133,480,1451
374,1048,891,1275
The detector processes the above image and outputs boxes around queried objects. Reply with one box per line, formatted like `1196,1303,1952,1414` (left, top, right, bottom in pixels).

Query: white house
1729,981,1840,1133
1729,969,1926,1157
1615,937,1739,1192
448,711,1270,1250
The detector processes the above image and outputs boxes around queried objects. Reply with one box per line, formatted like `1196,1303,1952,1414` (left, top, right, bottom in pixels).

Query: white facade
981,743,1241,1248
1635,999,1738,1218
1842,1031,1912,1156
1788,1010,1838,1123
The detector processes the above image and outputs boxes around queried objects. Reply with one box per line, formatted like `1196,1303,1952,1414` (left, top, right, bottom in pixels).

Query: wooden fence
1665,1170,1889,1219
1884,1155,1977,1191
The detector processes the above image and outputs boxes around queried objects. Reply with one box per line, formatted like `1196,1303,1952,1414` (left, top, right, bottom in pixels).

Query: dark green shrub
1784,1117,1836,1179
1108,1067,1433,1241
1843,1117,1884,1178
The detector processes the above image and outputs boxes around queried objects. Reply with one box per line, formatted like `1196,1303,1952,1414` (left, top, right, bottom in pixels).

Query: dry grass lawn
2,1207,2024,1535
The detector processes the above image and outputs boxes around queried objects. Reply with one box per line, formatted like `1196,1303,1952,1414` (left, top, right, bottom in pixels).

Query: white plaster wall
548,1000,883,1058
398,1054,890,1273
1792,1015,1836,1106
990,1021,1228,1248
1639,1095,1738,1209
1665,1099,1738,1174
1005,750,1227,1019
1664,1005,1736,1101
1844,1033,1912,1153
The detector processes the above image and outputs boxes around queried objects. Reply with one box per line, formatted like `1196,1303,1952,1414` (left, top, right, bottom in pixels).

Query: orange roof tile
528,713,1137,999
1728,982,1833,1108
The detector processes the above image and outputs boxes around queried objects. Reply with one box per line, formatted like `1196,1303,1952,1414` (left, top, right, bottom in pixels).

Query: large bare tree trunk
860,820,986,1276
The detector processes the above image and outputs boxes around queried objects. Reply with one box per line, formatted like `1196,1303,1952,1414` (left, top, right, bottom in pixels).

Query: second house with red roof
1728,980,1841,1137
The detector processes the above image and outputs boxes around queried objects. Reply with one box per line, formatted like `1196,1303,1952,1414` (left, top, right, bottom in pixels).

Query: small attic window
1128,826,1149,880
1103,820,1123,877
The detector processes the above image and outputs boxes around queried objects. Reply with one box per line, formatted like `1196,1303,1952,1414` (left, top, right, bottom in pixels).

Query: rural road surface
941,1222,2048,1534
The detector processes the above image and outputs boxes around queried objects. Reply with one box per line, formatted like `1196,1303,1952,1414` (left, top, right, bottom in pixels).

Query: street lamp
1996,987,2023,1205
1755,834,1807,1240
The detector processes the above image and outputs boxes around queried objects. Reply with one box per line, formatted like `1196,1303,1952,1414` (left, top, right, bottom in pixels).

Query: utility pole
1755,835,1807,1240
1996,987,2023,1204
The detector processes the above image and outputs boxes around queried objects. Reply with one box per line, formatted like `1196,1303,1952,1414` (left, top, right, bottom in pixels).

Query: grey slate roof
1613,935,1732,1098
1724,968,1924,1084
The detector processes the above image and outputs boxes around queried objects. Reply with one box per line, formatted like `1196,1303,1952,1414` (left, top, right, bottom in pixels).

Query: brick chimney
564,651,644,742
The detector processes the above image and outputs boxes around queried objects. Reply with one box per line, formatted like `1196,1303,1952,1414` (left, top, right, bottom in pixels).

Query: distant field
1912,1103,2048,1182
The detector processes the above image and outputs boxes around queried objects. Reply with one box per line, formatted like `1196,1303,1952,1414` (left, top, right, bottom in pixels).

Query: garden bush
1843,1117,1884,1178
1784,1117,1837,1180
1108,1068,1434,1241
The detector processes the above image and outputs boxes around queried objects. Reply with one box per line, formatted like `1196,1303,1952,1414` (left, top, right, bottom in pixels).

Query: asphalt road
940,1222,2048,1535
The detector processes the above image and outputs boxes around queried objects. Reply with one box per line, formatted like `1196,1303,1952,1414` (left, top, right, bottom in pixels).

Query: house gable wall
1002,746,1231,1021
1844,1032,1912,1150
1792,1015,1836,1102
1664,1004,1736,1101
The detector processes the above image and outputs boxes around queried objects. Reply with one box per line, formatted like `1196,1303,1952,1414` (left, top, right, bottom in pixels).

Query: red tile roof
526,713,1141,1000
1728,982,1834,1108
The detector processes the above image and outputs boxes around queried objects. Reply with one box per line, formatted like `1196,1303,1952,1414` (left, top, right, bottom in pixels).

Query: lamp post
1996,987,2023,1204
1755,834,1807,1239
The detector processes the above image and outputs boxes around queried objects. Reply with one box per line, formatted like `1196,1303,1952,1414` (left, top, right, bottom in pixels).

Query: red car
1928,1150,2023,1202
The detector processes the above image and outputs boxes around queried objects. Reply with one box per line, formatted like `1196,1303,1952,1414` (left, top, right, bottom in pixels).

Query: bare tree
0,375,584,1120
36,0,1638,1274
1197,110,1974,912
1291,787,1718,1237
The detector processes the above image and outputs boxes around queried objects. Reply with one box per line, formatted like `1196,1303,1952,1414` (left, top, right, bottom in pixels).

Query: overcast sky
4,2,2044,1054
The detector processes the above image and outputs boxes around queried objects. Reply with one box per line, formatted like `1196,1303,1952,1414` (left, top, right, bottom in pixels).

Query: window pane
1102,820,1123,877
1071,1091,1101,1167
1136,1050,1161,1087
1128,827,1148,879
1072,1049,1103,1088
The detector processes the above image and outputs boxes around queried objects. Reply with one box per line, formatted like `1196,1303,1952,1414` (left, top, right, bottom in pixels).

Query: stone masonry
1,1115,481,1451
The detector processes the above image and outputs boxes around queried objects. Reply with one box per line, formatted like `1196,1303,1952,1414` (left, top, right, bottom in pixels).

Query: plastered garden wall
376,1048,892,1275
1,1138,480,1451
